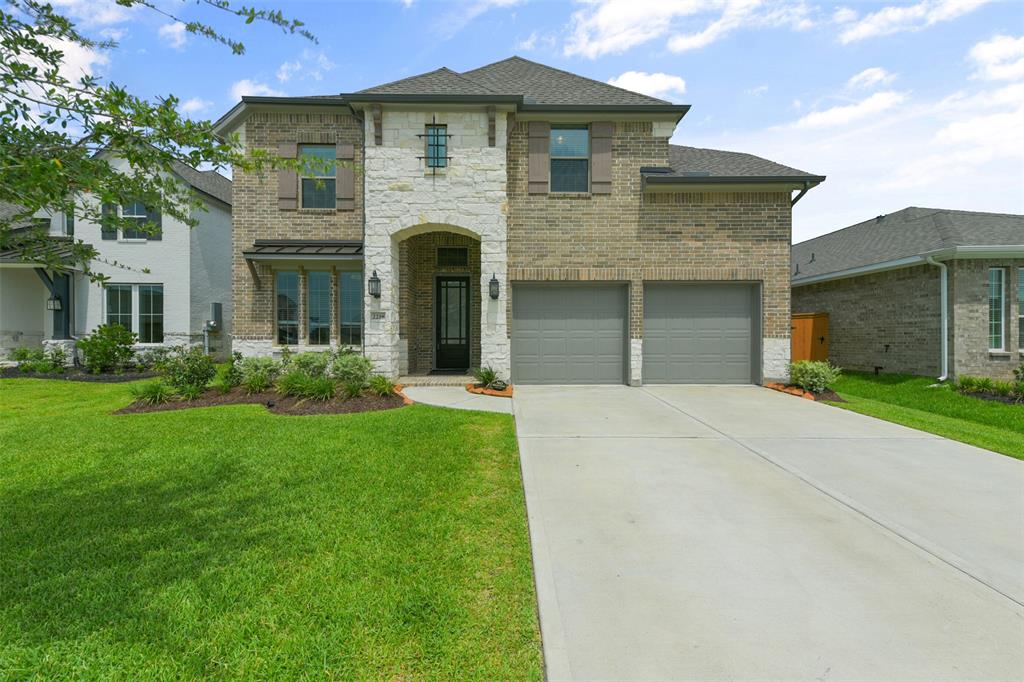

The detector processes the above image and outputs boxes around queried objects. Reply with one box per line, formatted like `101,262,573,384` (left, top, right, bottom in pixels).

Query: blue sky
55,0,1024,241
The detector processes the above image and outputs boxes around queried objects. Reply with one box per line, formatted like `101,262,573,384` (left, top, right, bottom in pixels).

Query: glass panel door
435,276,470,370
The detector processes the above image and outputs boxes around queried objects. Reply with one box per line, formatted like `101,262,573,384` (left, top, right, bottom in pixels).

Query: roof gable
357,67,497,96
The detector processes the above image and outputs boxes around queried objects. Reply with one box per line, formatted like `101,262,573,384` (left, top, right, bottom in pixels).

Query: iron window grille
418,118,452,174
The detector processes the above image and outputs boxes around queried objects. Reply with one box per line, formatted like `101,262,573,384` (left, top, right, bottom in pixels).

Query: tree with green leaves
0,0,316,281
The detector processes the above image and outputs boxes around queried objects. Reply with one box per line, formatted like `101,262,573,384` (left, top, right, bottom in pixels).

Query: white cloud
747,84,769,96
230,79,286,100
833,7,857,23
51,0,131,27
607,71,687,101
277,60,301,83
434,0,523,41
158,22,188,50
791,91,907,128
846,67,896,89
839,0,992,44
179,97,212,115
564,0,814,58
518,31,538,50
969,35,1024,81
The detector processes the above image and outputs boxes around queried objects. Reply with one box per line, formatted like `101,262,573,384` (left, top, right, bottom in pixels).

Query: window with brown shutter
590,122,613,194
277,142,298,210
528,121,550,194
336,143,355,211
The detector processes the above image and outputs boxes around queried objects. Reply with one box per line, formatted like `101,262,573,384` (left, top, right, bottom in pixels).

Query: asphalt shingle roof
792,207,1024,282
667,145,820,178
358,67,499,96
170,161,232,206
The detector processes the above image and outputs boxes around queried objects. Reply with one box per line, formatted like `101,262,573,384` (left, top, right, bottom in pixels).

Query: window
138,285,164,343
276,271,299,345
106,285,133,331
65,208,74,237
1018,269,1023,353
550,125,590,192
299,145,336,209
425,124,448,169
307,271,331,345
437,247,468,267
989,267,1006,351
100,201,161,240
339,271,362,346
101,203,117,240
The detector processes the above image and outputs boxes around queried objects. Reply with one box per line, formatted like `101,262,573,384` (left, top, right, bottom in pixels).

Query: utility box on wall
792,312,829,362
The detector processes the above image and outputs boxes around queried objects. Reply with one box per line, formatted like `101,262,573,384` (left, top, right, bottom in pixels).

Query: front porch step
398,374,474,387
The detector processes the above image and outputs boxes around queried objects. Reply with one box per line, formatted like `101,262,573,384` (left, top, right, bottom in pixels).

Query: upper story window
988,267,1006,351
101,200,161,241
425,124,448,169
550,125,590,193
299,144,336,209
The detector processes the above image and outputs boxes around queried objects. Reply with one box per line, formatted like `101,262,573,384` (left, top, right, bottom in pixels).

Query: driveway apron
514,384,1024,682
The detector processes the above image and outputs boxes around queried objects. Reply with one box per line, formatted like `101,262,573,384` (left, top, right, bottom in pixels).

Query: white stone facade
361,109,510,379
763,337,790,382
629,338,643,386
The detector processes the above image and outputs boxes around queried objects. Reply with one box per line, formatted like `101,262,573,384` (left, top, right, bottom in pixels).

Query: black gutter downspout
791,181,811,206
33,268,70,340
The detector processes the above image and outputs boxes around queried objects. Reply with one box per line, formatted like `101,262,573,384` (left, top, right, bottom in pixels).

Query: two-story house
214,57,824,385
0,156,233,359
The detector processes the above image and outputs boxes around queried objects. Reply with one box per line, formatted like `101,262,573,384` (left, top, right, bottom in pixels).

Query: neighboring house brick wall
398,232,481,374
505,119,793,381
231,112,364,354
791,265,942,377
949,259,1023,380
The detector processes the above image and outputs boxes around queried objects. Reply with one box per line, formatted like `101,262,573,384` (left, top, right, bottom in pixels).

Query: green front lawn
830,372,1024,459
0,379,542,679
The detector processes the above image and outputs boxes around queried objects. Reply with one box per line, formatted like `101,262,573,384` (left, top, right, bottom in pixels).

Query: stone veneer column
480,237,510,378
363,232,400,377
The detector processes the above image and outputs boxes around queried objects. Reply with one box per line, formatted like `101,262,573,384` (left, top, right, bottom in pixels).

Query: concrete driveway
514,385,1024,681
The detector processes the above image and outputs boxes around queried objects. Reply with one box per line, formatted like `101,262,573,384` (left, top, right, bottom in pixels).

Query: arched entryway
397,229,481,375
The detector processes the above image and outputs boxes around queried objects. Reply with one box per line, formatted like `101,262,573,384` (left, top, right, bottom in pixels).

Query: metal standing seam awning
241,239,364,288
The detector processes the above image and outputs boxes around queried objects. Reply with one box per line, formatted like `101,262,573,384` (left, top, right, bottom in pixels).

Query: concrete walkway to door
514,385,1024,681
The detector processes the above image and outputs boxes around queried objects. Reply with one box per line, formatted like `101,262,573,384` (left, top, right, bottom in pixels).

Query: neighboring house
0,157,233,360
791,207,1024,380
214,56,824,385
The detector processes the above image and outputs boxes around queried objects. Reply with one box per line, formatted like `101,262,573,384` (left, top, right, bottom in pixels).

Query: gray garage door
512,283,627,384
643,283,758,384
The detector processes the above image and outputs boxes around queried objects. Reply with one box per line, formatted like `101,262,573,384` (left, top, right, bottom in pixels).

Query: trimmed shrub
368,374,395,397
243,370,273,394
10,347,36,362
223,351,244,388
78,324,136,374
276,370,312,397
136,346,173,371
291,351,331,378
789,360,841,394
130,380,175,405
160,346,216,393
11,347,63,374
331,351,373,386
341,380,364,399
303,376,336,401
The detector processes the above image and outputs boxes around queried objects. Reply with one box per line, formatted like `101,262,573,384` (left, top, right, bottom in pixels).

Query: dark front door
435,276,470,370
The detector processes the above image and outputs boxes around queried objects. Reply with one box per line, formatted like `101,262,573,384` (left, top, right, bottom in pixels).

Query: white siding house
0,158,232,360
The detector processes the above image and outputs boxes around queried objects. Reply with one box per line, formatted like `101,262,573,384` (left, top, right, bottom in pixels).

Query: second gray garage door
643,283,758,384
512,283,627,384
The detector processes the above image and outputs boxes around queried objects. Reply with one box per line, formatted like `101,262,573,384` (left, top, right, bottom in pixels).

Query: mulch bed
0,367,159,383
116,386,407,416
958,390,1021,406
765,382,846,403
465,383,514,398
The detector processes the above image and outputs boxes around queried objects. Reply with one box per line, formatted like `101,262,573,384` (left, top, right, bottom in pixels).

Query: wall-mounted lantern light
368,270,381,298
46,296,62,311
489,273,500,300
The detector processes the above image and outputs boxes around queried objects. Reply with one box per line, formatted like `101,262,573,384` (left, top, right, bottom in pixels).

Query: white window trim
104,283,164,344
988,267,1006,352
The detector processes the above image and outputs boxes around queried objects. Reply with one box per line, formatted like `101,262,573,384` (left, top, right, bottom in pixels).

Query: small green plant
303,376,336,401
77,324,137,374
276,369,312,397
331,351,373,386
137,346,173,371
471,366,500,388
223,351,244,388
280,345,293,367
212,379,233,395
12,348,58,374
789,360,842,394
243,371,273,394
368,374,395,397
992,379,1015,397
130,380,175,405
179,384,204,401
160,346,217,394
1013,364,1024,399
341,380,364,399
46,344,67,370
956,375,982,393
291,351,331,378
10,347,36,362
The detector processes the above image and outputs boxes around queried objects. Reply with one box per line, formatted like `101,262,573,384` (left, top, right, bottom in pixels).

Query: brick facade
231,112,364,352
506,119,793,380
792,259,1024,380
